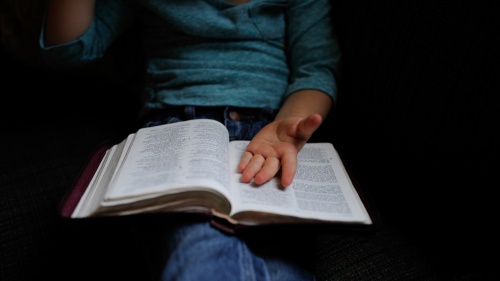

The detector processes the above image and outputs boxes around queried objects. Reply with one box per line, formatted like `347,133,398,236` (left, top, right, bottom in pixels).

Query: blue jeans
141,105,276,141
133,106,316,281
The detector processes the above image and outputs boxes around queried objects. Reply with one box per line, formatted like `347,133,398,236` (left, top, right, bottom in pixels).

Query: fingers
237,151,253,173
279,152,297,187
238,151,297,187
239,153,281,185
254,157,281,185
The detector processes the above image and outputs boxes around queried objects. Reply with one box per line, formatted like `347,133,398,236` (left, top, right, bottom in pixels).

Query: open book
61,119,374,231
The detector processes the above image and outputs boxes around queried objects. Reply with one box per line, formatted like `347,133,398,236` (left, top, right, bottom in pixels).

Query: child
41,0,340,280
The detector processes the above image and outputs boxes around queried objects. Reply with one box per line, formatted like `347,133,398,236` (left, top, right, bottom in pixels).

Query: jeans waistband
138,105,276,128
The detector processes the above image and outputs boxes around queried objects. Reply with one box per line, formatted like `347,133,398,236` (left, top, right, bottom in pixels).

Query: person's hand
237,113,323,187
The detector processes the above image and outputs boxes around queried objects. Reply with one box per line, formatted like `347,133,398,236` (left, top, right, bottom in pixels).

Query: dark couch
1,1,498,280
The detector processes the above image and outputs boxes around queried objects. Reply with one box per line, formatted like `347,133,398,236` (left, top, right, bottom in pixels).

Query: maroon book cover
59,143,113,218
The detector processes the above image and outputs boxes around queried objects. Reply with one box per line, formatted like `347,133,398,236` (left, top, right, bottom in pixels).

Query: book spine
59,144,111,218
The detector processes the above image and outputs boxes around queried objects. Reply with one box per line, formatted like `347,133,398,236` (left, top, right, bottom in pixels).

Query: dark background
329,1,500,275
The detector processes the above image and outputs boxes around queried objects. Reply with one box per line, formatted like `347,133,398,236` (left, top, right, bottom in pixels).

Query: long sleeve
39,0,141,69
285,0,340,102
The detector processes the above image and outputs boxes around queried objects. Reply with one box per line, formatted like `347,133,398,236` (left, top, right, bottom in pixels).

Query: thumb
297,114,323,139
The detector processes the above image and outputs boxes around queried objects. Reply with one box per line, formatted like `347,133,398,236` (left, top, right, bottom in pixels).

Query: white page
72,147,113,218
228,141,372,224
104,119,233,202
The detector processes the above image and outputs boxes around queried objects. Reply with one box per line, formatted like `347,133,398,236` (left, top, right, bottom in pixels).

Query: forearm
275,89,333,121
45,0,96,46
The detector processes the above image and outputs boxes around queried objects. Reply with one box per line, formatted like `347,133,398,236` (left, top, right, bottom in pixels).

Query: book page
72,134,135,217
104,119,233,203
228,141,372,225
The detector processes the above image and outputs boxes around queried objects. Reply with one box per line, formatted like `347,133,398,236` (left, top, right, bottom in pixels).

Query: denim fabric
135,106,316,281
157,221,315,281
141,105,276,141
